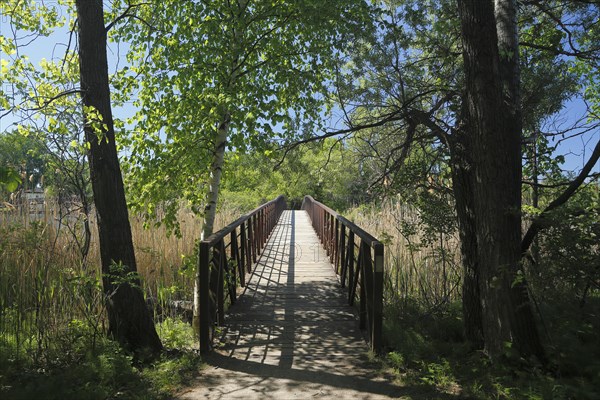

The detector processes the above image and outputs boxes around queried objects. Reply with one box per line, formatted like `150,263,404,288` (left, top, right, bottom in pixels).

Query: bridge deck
180,210,401,399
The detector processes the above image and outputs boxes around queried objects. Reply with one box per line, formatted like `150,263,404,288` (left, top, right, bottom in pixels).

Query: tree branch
273,109,407,169
0,89,83,119
105,2,152,32
521,138,600,255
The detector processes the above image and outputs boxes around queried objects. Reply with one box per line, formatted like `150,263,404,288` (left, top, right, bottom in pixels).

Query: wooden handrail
301,195,384,353
198,195,286,353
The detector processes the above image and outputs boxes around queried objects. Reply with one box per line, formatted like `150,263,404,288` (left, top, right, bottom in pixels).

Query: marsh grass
346,200,462,312
3,195,598,399
0,198,240,396
346,199,600,399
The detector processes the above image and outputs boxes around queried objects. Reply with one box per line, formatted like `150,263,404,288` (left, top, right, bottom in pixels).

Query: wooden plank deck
180,210,403,399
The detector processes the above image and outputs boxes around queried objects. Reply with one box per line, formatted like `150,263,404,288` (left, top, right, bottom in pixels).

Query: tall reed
345,199,462,313
0,198,240,368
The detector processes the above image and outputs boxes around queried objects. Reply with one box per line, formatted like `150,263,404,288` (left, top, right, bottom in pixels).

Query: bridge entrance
183,200,398,398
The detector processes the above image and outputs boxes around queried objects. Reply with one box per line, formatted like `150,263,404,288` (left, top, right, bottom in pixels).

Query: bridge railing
301,195,384,353
198,195,286,353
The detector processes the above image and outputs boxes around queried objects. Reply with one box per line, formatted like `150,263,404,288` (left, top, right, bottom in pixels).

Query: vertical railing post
255,211,260,250
259,210,262,248
346,231,355,299
372,242,384,353
241,221,251,273
339,225,346,284
358,244,366,330
249,215,257,263
319,208,323,242
334,218,340,270
329,215,335,262
217,241,225,325
231,229,243,287
199,241,211,353
260,208,267,245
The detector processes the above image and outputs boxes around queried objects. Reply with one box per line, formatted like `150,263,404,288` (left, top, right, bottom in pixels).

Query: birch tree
114,0,371,333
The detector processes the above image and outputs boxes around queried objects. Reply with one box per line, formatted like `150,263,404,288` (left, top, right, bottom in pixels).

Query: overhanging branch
521,138,600,255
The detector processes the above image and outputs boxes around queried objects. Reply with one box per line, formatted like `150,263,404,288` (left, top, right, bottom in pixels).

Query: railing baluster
216,240,225,325
346,231,355,299
198,242,210,353
339,225,346,284
350,242,361,306
372,243,384,352
359,247,366,330
248,216,256,263
240,221,250,273
334,218,340,270
361,241,373,335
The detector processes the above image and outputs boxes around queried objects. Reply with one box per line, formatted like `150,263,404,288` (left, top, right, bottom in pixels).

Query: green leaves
0,165,21,192
116,0,372,229
83,105,109,143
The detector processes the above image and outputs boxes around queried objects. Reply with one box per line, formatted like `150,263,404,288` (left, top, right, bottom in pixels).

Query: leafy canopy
113,0,372,231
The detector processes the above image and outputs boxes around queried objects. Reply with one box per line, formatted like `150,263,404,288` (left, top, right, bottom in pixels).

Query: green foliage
106,261,142,290
381,300,600,399
1,329,202,400
1,0,78,119
526,181,600,304
143,350,202,396
116,0,373,231
0,165,21,192
1,1,92,204
0,205,206,399
0,131,47,193
221,139,366,211
156,318,196,349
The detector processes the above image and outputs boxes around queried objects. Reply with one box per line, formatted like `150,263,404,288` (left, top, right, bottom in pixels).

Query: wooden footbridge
183,196,399,399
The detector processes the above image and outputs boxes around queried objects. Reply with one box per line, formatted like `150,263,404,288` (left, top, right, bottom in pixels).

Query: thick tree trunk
494,0,546,362
192,113,230,335
75,0,162,357
457,0,544,362
448,130,484,348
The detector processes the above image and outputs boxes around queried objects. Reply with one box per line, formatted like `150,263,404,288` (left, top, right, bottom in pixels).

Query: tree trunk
494,0,546,362
448,129,484,348
192,113,230,335
457,0,545,362
75,0,162,357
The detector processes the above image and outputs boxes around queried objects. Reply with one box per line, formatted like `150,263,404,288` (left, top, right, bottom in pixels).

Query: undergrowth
0,204,219,400
381,298,600,399
0,317,201,400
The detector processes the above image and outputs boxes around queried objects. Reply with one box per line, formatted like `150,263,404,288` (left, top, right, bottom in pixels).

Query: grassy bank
0,200,243,399
348,200,600,399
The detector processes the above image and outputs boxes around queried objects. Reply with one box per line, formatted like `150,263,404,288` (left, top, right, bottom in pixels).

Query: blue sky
1,4,597,178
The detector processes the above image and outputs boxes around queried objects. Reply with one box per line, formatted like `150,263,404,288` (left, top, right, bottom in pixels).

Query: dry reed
345,199,462,312
0,197,241,365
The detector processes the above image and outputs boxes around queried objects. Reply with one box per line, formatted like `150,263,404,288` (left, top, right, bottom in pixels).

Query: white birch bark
193,114,230,334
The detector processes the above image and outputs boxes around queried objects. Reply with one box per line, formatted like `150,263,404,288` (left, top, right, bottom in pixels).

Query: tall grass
0,198,240,370
346,199,462,313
